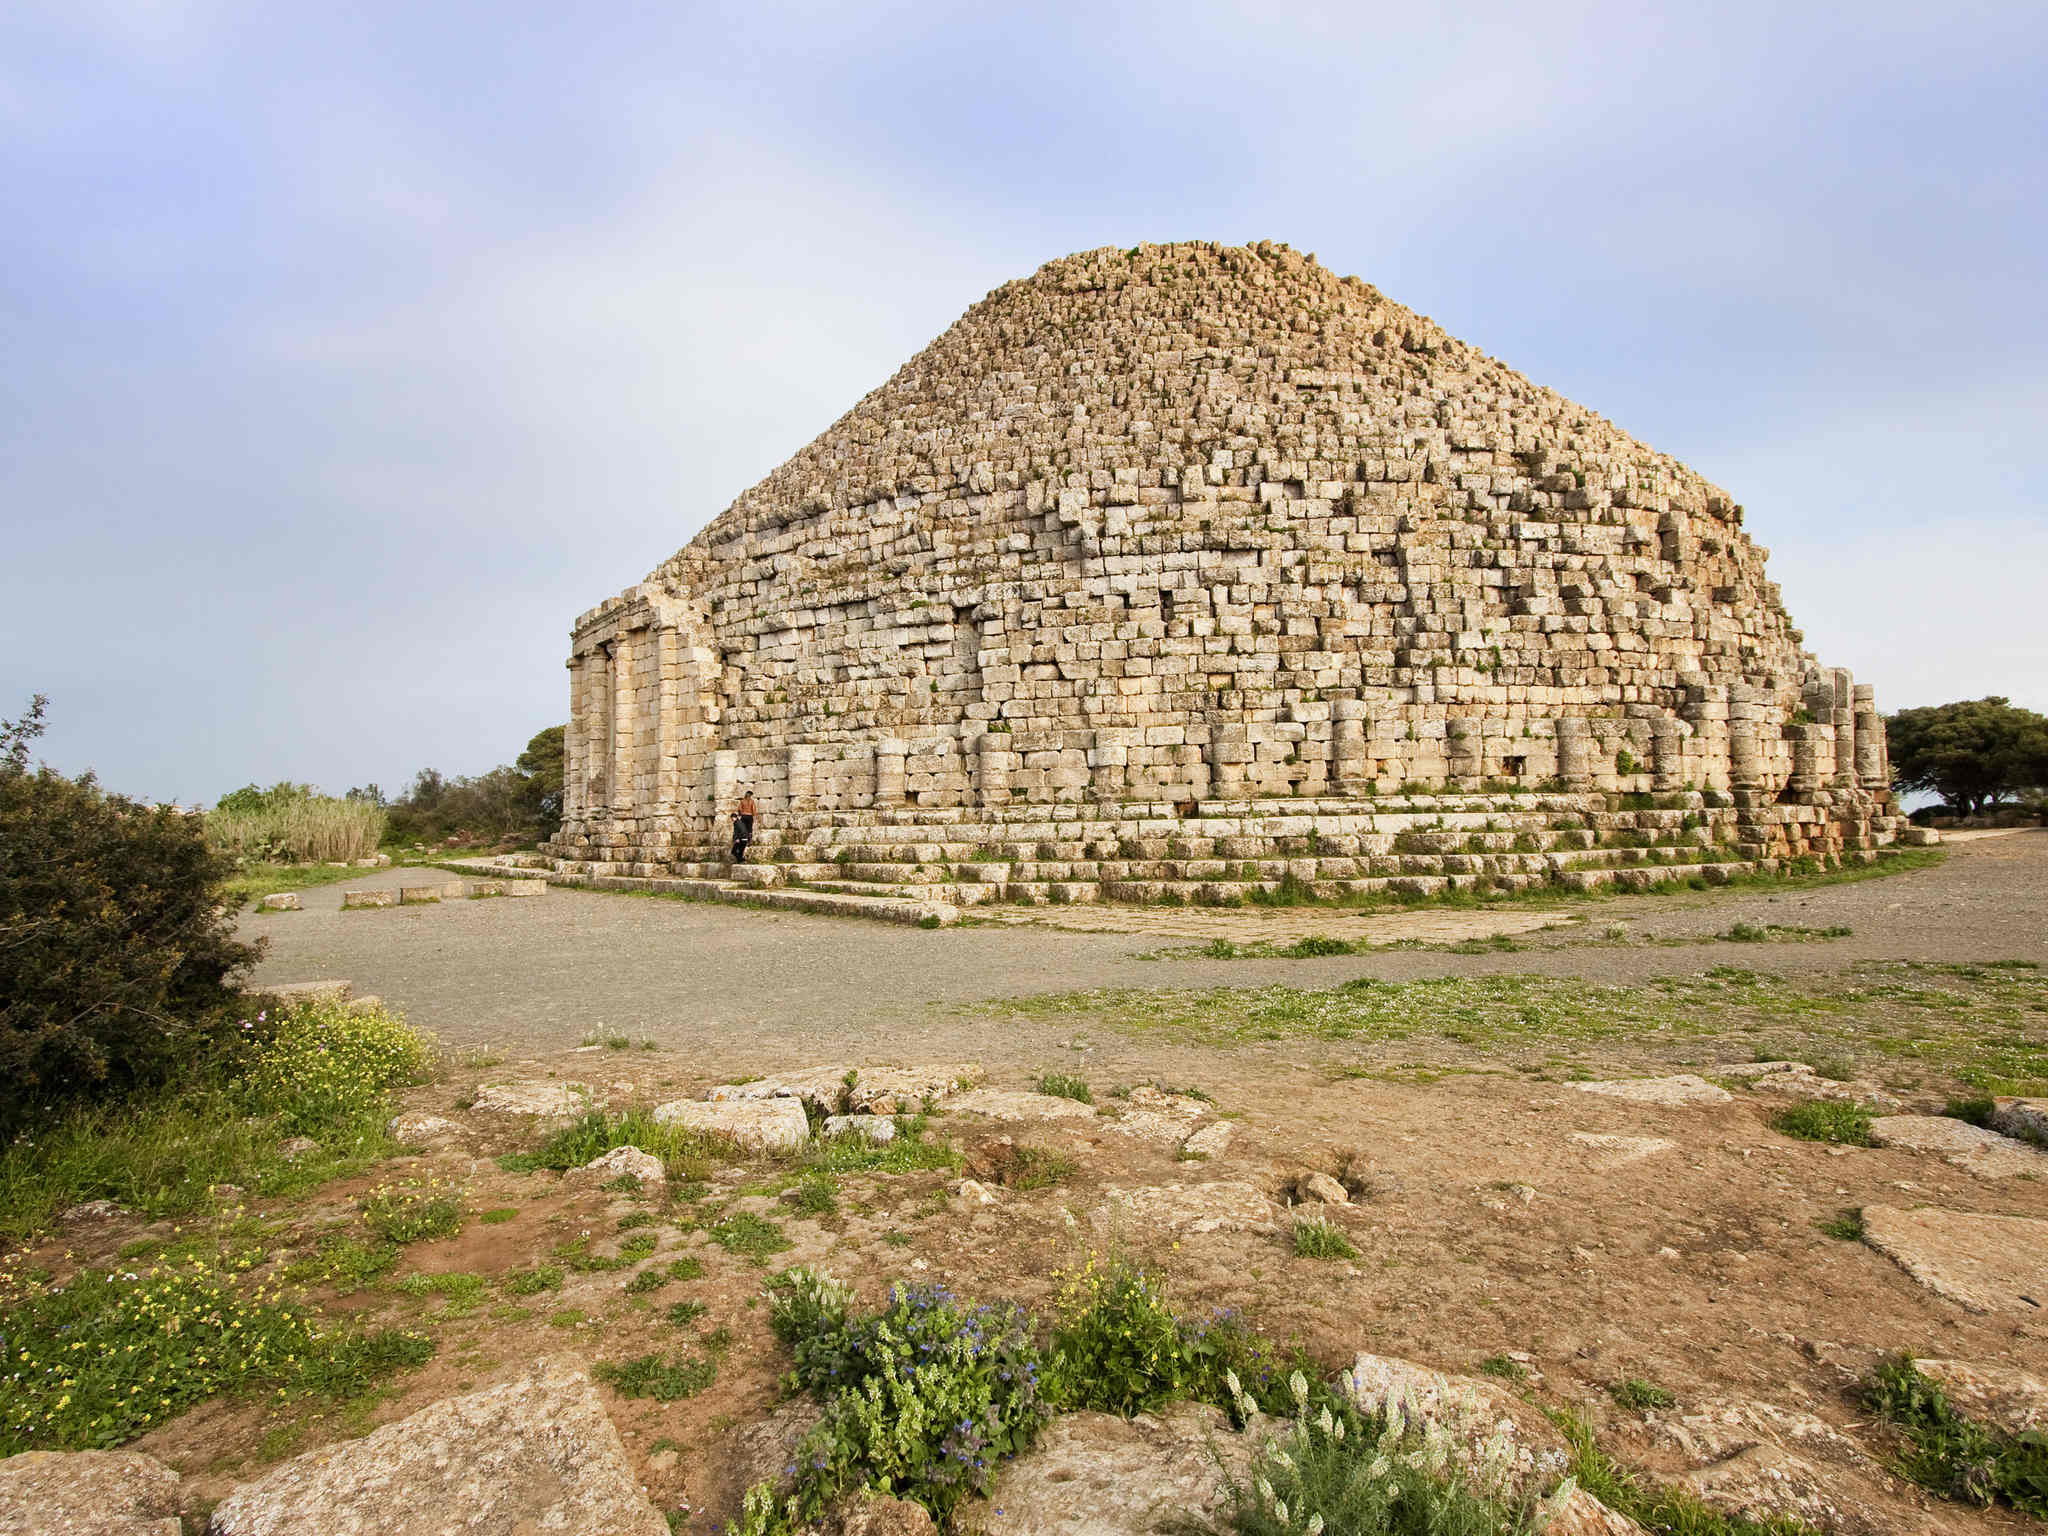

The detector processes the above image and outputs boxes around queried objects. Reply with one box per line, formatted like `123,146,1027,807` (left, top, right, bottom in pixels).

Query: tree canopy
1886,697,2048,817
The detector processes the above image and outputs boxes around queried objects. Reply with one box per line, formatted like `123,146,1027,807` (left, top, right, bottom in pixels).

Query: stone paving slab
1861,1204,2048,1314
1564,1074,1732,1107
1870,1115,2048,1178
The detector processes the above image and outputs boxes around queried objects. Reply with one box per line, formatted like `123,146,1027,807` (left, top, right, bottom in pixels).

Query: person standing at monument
730,789,757,863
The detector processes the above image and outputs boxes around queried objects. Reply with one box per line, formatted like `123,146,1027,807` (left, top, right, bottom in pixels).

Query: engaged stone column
563,655,587,823
1332,700,1371,794
975,733,1015,805
1207,722,1250,797
1831,668,1858,788
1789,724,1831,794
875,739,908,807
1446,718,1481,786
1651,719,1685,791
1853,685,1886,788
710,749,739,817
786,744,815,812
1088,728,1134,802
611,635,635,813
1556,716,1592,785
1728,694,1767,790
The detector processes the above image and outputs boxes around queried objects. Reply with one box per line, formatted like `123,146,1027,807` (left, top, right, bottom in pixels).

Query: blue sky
3,0,2043,802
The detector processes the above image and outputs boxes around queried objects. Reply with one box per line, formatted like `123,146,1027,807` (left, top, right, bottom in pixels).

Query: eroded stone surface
707,1064,982,1114
977,1402,1255,1536
950,1089,1098,1123
1343,1353,1569,1496
1869,1115,2048,1178
1564,1075,1731,1107
208,1356,666,1536
652,1096,810,1151
0,1448,182,1536
1568,1132,1678,1164
1913,1358,2048,1437
259,892,301,911
570,1145,666,1189
387,1112,467,1147
1094,1181,1277,1236
1861,1204,2048,1314
1181,1120,1235,1159
822,1114,896,1143
471,1080,591,1119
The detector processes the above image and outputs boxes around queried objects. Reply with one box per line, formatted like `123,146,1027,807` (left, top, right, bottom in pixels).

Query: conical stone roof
561,240,1883,829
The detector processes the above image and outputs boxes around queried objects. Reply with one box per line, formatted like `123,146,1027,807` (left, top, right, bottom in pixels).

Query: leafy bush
1771,1101,1873,1145
745,1272,1053,1530
1867,1357,2048,1517
0,1255,429,1454
1047,1257,1279,1417
240,995,431,1137
2,738,258,1129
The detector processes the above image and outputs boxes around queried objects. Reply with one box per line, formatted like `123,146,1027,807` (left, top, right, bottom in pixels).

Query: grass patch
1771,1102,1873,1146
803,1119,961,1176
282,1232,397,1294
393,1271,488,1317
1554,1407,1817,1536
709,1212,792,1262
1291,1214,1359,1261
666,1256,704,1282
506,1109,723,1182
1817,1208,1866,1241
1008,1147,1076,1190
360,1178,465,1243
593,1350,718,1401
1476,1355,1527,1381
1865,1356,2048,1517
478,1207,518,1225
1944,1095,1996,1126
1035,1073,1093,1104
503,1265,562,1295
665,1299,708,1328
788,1175,838,1217
1612,1378,1677,1411
0,995,428,1242
0,1255,431,1454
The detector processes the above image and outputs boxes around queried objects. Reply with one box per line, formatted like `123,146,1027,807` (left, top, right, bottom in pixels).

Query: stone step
456,862,959,926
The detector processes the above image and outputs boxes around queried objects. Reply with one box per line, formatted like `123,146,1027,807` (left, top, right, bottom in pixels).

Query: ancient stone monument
547,241,1897,909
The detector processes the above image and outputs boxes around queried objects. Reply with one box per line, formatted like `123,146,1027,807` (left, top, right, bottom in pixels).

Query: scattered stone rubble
543,242,1903,919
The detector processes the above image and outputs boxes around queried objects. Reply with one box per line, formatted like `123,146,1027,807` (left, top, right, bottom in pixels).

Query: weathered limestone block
340,889,395,910
259,892,301,911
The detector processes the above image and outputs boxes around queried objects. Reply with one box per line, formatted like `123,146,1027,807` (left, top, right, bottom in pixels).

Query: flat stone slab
652,1096,810,1151
1913,1358,2048,1437
707,1063,982,1115
340,889,396,910
1181,1121,1234,1159
950,1089,1098,1122
1861,1204,2048,1314
1564,1074,1731,1107
398,885,444,904
0,1448,182,1535
1568,1132,1679,1164
471,1080,591,1119
1870,1115,2048,1178
209,1355,667,1536
1093,1181,1277,1235
387,1112,467,1147
977,1402,1253,1536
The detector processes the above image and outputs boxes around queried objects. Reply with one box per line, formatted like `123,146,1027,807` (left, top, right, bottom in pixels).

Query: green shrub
804,1119,960,1177
1817,1208,1866,1241
1047,1258,1278,1418
744,1271,1054,1530
240,996,431,1137
1867,1356,2048,1517
1035,1073,1093,1104
1771,1101,1873,1146
1,740,259,1130
0,1255,429,1454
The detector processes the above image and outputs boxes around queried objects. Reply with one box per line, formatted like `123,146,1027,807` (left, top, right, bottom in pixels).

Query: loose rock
570,1145,666,1189
207,1355,667,1536
822,1114,896,1143
652,1096,810,1152
1912,1359,2048,1437
1298,1171,1351,1205
1180,1121,1235,1159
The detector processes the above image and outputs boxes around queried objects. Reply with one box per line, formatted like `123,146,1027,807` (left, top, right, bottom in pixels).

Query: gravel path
244,831,2048,1072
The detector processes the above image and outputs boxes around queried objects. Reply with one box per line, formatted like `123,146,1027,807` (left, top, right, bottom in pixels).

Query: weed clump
359,1178,465,1244
593,1350,717,1401
1035,1073,1093,1104
1292,1213,1360,1261
1611,1378,1676,1411
1866,1356,2048,1517
1771,1101,1873,1146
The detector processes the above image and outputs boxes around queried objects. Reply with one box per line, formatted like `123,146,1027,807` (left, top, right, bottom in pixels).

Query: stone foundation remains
547,241,1898,907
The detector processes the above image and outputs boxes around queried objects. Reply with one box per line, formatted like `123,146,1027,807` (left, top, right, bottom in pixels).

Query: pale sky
3,1,2043,803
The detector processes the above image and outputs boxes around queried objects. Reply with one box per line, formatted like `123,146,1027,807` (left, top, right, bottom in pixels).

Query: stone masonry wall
548,241,1892,877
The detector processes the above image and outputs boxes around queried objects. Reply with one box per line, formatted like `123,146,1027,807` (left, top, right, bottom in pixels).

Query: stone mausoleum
544,242,1898,918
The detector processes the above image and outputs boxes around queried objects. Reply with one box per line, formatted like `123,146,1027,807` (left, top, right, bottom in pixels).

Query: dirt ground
36,831,2047,1531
